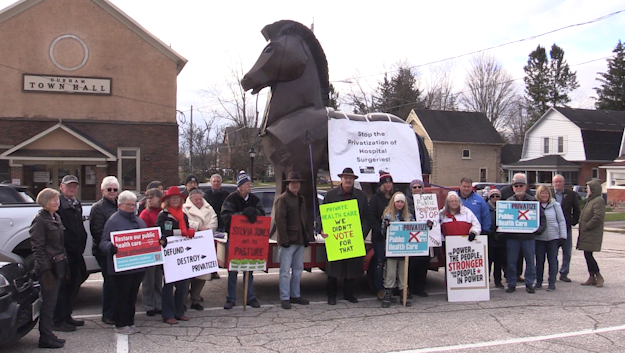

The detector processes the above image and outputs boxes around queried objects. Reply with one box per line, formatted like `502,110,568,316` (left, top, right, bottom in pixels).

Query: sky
2,0,624,127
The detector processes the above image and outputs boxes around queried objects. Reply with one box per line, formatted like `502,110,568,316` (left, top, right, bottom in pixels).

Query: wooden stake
403,256,409,307
243,271,249,311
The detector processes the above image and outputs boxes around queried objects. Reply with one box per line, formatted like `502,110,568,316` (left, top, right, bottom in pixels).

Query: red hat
161,186,187,202
380,172,393,183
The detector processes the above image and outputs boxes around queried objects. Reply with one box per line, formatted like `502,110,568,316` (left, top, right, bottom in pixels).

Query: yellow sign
319,199,366,261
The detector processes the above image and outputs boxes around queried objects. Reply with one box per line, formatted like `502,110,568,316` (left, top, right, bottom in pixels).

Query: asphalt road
5,228,625,352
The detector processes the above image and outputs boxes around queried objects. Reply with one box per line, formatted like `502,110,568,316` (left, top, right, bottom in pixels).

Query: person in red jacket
439,191,481,239
138,188,164,316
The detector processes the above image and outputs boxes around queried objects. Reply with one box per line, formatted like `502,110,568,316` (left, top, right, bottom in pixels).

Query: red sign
111,227,164,272
227,215,271,271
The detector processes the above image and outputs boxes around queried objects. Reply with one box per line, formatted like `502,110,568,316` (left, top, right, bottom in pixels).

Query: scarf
168,205,188,236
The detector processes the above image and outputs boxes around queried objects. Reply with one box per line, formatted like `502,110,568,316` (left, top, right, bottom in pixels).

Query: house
0,0,186,200
500,144,523,182
507,107,625,186
406,109,504,186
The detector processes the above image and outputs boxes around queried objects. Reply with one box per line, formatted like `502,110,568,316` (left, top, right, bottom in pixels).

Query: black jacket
29,209,66,272
204,188,230,231
155,208,190,237
89,196,118,256
58,195,88,256
368,189,393,242
551,188,580,228
220,191,265,234
100,210,148,275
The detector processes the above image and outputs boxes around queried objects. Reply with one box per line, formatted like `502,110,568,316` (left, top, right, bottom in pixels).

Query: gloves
242,207,258,223
187,228,195,238
426,220,433,230
384,219,390,227
110,245,118,255
160,236,168,248
41,269,54,288
281,242,291,248
558,238,566,247
468,232,477,242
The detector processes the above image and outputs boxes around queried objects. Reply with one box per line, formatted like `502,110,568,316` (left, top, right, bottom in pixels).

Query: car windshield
18,191,34,203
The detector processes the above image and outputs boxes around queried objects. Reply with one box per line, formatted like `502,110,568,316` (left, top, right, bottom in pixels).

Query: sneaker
190,303,204,311
114,326,136,335
52,321,76,332
526,286,535,294
248,298,261,308
290,297,309,305
559,275,571,282
547,284,556,291
506,286,516,293
281,300,291,309
534,283,543,289
131,325,141,333
224,301,235,310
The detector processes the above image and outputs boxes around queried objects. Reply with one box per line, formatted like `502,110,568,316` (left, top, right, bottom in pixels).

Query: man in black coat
368,172,396,299
54,175,88,332
551,174,581,282
321,168,371,305
204,173,230,232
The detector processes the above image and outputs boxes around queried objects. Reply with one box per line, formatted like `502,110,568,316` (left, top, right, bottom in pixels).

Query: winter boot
581,273,597,286
595,273,604,287
377,290,385,301
381,289,392,308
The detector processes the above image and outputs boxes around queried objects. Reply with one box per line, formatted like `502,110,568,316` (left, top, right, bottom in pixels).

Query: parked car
573,185,587,199
0,250,41,347
0,184,35,205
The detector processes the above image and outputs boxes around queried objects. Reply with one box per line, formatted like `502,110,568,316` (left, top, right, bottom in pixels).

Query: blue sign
386,222,429,257
496,201,540,233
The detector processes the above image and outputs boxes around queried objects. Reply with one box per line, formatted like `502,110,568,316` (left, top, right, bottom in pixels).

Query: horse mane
261,20,330,107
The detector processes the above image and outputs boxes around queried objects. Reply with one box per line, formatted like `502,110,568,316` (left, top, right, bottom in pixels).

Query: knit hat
410,179,424,188
380,172,393,184
236,171,251,187
184,174,198,185
394,193,406,202
488,188,501,198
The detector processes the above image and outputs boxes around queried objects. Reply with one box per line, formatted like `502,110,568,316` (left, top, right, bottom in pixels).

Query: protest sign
413,193,442,247
319,199,366,261
227,215,271,272
496,201,540,233
445,235,490,302
328,119,422,182
162,230,219,284
385,221,429,257
111,227,164,272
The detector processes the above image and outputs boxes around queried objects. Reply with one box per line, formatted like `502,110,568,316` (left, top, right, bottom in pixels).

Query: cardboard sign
445,235,490,302
328,119,422,183
319,199,366,261
385,221,429,257
227,215,271,272
162,230,219,284
111,227,164,272
496,201,540,233
413,193,442,247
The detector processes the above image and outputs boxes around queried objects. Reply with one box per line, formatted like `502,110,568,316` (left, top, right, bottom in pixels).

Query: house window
557,137,564,153
462,149,471,159
118,148,140,191
592,168,599,180
0,159,9,183
543,137,550,154
479,168,487,182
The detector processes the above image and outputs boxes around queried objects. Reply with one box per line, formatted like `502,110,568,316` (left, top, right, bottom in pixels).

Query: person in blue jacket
458,177,491,232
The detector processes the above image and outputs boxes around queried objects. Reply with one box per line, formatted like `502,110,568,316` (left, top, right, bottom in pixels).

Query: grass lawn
605,212,625,222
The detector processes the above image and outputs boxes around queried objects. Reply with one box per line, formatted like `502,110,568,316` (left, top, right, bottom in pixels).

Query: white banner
328,119,422,183
413,194,442,247
162,230,219,284
445,235,490,302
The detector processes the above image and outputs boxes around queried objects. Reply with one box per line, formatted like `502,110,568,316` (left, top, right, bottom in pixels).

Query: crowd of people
29,168,606,348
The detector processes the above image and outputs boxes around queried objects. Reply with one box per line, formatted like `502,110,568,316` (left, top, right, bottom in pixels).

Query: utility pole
190,105,193,170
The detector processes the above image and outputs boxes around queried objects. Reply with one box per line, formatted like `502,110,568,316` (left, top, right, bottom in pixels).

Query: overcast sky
2,0,624,126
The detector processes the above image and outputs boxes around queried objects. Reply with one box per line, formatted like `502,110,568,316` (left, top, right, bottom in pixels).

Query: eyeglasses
490,195,501,199
107,188,119,192
513,184,525,188
120,203,135,208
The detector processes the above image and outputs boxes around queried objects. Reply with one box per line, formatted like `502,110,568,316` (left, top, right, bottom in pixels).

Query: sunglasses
490,195,501,199
412,186,422,189
513,184,525,188
107,188,119,192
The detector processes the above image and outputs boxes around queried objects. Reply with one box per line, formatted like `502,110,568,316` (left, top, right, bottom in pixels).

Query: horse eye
263,46,273,54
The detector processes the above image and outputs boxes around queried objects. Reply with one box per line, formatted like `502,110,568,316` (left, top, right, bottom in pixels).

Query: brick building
0,0,186,200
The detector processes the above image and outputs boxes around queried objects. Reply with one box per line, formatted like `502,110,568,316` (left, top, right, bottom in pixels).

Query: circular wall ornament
49,34,89,71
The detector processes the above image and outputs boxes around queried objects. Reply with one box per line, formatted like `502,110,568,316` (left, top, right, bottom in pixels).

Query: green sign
319,199,366,261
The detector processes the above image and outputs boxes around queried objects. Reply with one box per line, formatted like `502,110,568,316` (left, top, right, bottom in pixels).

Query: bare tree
500,95,533,144
178,114,224,182
460,53,517,131
343,71,377,114
423,62,458,111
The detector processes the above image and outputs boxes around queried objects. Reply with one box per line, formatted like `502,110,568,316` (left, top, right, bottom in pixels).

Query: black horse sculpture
241,20,430,233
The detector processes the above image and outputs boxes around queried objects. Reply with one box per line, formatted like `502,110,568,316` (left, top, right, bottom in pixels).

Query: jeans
279,244,304,300
227,271,255,303
141,265,163,311
162,279,188,320
112,272,144,327
559,226,573,276
96,253,115,320
535,239,559,286
372,241,386,292
506,238,536,287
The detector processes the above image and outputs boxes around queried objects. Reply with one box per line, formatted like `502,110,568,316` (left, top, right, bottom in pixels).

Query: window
0,159,9,183
543,137,550,154
592,168,599,179
117,148,140,191
462,149,470,159
479,168,487,182
557,137,564,153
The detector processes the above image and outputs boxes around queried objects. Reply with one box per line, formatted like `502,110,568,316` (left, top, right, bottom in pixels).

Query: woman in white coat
183,188,218,310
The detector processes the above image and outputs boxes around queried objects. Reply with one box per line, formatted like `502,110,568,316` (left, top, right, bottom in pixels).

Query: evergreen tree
328,83,341,110
595,40,625,111
373,66,424,120
548,44,579,106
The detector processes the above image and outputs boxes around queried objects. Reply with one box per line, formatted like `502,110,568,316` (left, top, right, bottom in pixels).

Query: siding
522,110,585,161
